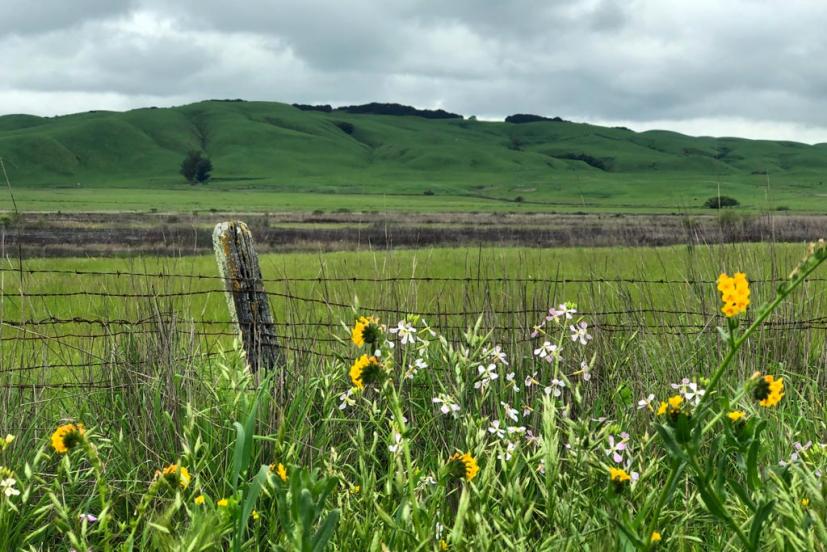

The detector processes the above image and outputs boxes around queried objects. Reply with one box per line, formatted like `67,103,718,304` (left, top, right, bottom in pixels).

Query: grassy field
2,100,827,213
3,242,826,381
1,242,827,549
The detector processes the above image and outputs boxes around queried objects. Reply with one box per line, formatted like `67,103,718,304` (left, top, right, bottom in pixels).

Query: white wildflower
637,393,655,410
569,321,592,345
388,432,403,454
474,363,499,391
1,477,19,498
500,401,520,422
544,378,566,397
338,388,356,410
533,342,562,363
487,420,506,439
485,345,509,365
389,320,417,345
432,394,461,416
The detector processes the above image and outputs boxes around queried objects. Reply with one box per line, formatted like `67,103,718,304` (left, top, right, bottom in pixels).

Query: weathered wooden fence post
213,221,281,373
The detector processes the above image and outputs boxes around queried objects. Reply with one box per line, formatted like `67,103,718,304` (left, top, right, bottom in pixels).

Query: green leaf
746,420,767,491
241,465,269,528
749,500,775,550
450,486,471,543
311,509,340,552
674,412,692,444
655,424,689,462
728,479,757,512
230,422,246,491
694,476,728,521
374,503,396,528
299,489,315,537
611,518,645,549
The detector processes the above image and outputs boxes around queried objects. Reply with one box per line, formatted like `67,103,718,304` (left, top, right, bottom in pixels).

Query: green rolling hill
1,99,826,213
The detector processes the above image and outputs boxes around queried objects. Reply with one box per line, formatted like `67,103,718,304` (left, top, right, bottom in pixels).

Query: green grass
2,100,827,213
1,241,826,549
2,242,826,392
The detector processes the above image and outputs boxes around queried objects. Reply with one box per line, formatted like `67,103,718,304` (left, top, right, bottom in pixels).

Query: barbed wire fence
1,220,825,402
1,265,825,389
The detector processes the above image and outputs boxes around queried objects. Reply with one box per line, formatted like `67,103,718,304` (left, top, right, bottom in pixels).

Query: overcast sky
3,0,827,143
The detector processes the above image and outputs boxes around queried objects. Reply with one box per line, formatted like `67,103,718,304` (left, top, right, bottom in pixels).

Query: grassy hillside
1,100,827,213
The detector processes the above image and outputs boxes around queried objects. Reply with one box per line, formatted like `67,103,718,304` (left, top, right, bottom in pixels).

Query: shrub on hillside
334,121,355,135
704,195,739,209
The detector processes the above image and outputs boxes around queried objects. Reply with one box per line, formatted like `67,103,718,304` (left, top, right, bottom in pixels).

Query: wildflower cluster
651,377,708,434
717,272,750,317
347,315,391,390
603,430,640,485
4,242,826,550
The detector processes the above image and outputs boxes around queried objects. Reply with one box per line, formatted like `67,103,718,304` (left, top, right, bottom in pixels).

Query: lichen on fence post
212,221,281,373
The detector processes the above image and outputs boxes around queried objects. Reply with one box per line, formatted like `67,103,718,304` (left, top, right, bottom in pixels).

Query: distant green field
2,100,826,213
3,242,824,379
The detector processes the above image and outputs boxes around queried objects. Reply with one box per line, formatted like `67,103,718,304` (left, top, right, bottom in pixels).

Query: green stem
687,453,751,549
127,479,161,546
386,383,423,541
643,460,682,545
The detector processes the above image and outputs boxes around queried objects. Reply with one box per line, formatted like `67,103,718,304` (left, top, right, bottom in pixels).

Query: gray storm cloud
2,0,827,142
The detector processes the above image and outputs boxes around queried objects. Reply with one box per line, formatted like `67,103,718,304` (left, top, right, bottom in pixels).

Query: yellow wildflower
351,316,380,348
51,423,85,454
217,498,229,508
448,452,479,481
349,354,383,389
159,463,191,490
609,466,631,483
251,509,260,521
717,272,750,317
439,540,449,551
754,375,784,408
269,462,288,481
727,410,745,422
194,495,205,505
801,497,810,508
656,395,683,418
667,395,683,410
651,531,662,544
